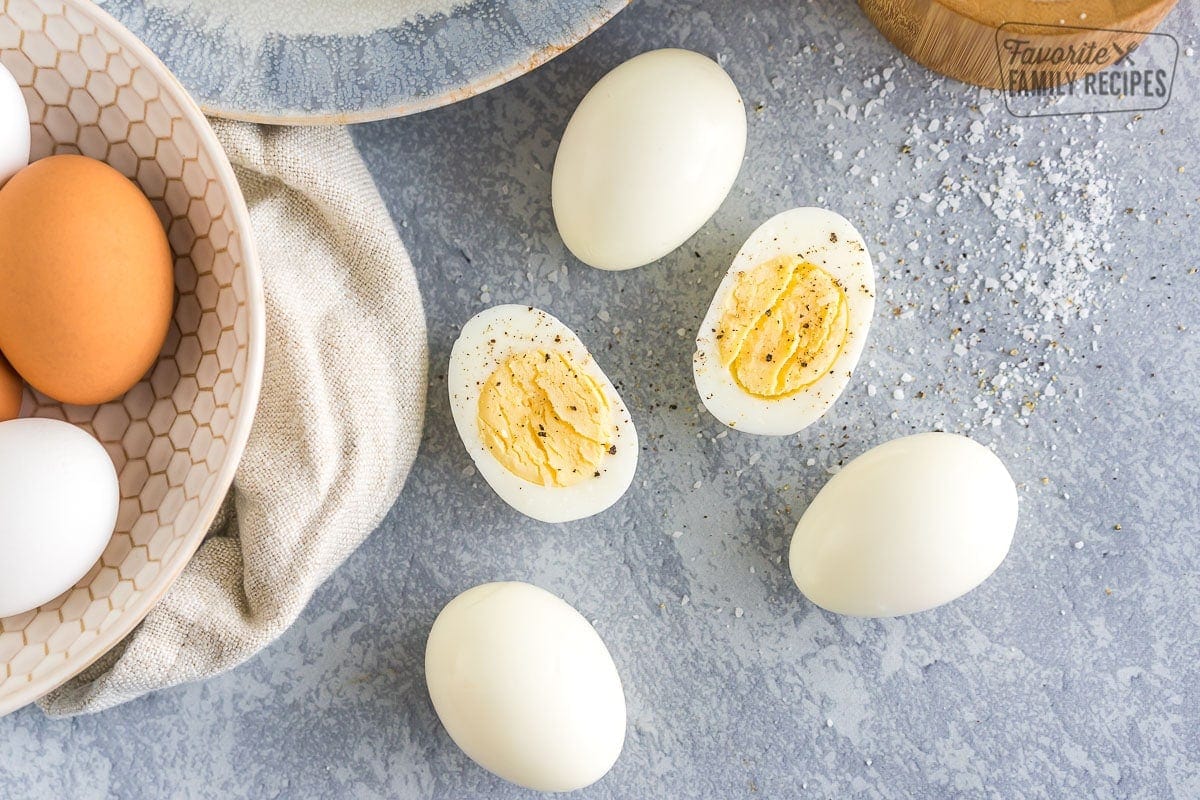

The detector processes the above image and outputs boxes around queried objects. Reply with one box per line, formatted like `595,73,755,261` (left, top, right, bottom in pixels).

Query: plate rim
191,0,633,125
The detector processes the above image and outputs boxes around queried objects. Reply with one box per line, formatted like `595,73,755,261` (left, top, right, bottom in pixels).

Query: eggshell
789,432,1018,617
0,63,30,187
425,582,626,792
0,355,21,422
0,418,119,619
552,48,746,271
0,155,174,405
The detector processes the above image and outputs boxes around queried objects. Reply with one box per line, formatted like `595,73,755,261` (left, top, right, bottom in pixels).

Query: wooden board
858,0,1179,89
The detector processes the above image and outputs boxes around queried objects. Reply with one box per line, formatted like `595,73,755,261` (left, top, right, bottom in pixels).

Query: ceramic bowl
0,0,264,715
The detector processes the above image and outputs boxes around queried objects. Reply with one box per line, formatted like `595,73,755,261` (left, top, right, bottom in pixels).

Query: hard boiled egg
552,48,746,271
425,582,626,792
0,62,29,186
0,418,119,619
449,305,637,523
789,432,1018,617
693,207,875,435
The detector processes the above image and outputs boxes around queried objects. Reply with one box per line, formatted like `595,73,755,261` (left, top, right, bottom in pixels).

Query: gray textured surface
2,0,1199,797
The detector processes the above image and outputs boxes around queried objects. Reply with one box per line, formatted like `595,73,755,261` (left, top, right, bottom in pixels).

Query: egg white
449,305,638,523
693,207,876,436
789,432,1017,617
551,48,747,272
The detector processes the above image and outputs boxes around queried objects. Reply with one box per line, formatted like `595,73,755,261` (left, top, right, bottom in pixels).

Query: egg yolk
478,349,614,487
715,255,849,399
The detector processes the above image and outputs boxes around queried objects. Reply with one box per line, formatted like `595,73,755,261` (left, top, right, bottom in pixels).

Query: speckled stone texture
2,0,1198,797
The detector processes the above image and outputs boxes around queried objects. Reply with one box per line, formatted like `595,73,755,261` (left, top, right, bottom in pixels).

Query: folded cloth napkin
37,121,427,716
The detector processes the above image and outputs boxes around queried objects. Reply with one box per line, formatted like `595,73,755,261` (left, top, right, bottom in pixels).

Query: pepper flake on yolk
478,349,614,487
715,254,849,399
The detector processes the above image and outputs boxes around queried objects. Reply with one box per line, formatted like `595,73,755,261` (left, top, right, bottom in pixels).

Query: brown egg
0,354,21,421
0,155,174,405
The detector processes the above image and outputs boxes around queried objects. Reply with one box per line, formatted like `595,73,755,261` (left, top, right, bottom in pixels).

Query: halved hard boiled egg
449,305,638,523
693,208,875,435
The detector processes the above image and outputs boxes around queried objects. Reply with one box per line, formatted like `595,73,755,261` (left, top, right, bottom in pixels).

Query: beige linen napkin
37,121,426,716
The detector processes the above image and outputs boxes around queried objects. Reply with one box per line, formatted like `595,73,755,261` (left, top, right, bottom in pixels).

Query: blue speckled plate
97,0,630,124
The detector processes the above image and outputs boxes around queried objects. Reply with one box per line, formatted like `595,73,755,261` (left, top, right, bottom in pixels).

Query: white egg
552,48,746,271
0,62,30,187
789,432,1018,617
693,207,875,435
449,305,637,523
0,418,119,619
425,582,626,793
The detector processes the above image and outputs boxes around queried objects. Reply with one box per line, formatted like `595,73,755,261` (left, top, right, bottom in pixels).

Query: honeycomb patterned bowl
0,0,264,714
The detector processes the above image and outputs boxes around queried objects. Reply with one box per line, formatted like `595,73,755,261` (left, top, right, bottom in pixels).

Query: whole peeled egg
0,418,119,619
694,207,875,435
426,582,627,792
0,355,21,422
0,62,30,186
0,154,174,406
552,48,746,271
789,432,1018,617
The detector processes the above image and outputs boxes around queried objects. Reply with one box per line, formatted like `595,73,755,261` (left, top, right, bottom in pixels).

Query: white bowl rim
0,0,266,716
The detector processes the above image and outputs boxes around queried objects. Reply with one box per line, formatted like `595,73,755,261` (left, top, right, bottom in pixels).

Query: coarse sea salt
809,53,1117,433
